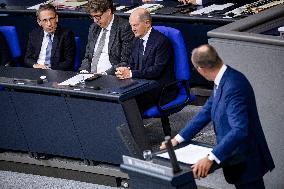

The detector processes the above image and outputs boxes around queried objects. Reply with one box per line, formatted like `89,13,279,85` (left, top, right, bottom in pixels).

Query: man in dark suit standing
24,4,75,71
115,8,175,112
161,44,275,189
79,0,133,75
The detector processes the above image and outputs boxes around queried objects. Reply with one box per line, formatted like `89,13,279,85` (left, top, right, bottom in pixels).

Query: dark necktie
45,33,52,68
138,39,144,70
91,29,107,73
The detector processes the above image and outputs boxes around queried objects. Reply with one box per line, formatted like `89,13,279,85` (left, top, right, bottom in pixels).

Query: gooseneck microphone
164,136,181,173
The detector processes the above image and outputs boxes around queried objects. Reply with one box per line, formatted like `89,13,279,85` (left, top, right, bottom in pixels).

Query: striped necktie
44,33,52,68
91,29,108,73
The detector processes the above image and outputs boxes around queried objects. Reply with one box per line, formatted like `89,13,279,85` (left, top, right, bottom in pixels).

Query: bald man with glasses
24,4,75,71
79,0,134,75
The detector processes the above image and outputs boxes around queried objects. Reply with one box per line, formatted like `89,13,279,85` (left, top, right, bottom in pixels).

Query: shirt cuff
196,0,202,5
208,152,221,164
174,134,185,143
129,70,132,78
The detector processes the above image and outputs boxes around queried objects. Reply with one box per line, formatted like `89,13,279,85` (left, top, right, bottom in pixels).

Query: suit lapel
91,25,101,52
51,29,59,59
143,29,155,63
108,16,118,54
211,68,230,118
36,30,44,57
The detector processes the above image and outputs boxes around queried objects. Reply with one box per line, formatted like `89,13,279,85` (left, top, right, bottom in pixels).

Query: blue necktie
213,84,217,97
45,33,52,68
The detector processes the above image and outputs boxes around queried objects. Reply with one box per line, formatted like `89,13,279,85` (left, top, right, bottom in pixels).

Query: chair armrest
157,80,191,115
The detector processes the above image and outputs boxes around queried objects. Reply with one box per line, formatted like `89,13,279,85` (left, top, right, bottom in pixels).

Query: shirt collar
214,64,227,87
105,14,114,31
141,27,152,42
44,31,54,38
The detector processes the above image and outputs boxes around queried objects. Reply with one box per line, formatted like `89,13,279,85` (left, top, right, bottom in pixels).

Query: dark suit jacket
24,26,75,71
129,29,175,110
80,15,134,75
129,28,174,87
0,32,11,66
179,66,275,184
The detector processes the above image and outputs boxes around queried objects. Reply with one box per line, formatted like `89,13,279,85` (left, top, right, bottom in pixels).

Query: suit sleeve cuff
208,152,221,164
174,134,185,143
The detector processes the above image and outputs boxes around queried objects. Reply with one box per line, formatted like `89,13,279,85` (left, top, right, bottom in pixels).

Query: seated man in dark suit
24,4,75,71
115,8,175,112
79,0,134,75
0,32,12,66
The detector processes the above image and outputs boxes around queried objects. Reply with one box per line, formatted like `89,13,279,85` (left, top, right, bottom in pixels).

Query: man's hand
33,64,49,69
191,156,213,179
160,138,179,150
115,67,131,80
178,0,197,5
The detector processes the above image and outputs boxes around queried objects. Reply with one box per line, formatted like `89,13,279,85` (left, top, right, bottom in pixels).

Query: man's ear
55,15,59,23
37,18,42,27
145,20,151,27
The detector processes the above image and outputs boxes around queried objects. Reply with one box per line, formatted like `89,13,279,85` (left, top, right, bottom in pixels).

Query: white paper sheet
58,74,94,86
157,144,212,164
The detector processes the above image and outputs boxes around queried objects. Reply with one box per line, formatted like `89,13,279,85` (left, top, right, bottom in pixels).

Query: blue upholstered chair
143,26,195,136
73,36,80,71
0,26,21,66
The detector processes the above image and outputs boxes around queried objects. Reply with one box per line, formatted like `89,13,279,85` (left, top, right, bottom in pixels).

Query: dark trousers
235,178,265,189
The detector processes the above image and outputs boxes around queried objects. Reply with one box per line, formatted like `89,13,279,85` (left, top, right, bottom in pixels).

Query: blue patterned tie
45,33,52,68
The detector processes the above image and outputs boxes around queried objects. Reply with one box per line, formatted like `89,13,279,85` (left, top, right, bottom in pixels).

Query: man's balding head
191,44,222,69
191,44,223,81
129,8,152,38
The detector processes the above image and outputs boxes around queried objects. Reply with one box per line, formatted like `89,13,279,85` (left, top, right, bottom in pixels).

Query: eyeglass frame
38,16,57,24
89,11,104,21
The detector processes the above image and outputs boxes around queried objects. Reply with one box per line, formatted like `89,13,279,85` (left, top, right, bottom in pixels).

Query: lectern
120,155,197,189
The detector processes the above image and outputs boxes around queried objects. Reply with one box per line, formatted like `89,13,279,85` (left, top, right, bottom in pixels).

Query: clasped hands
33,64,50,69
159,138,213,180
115,67,131,80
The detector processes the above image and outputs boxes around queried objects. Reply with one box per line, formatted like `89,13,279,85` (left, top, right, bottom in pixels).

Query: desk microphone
164,136,182,173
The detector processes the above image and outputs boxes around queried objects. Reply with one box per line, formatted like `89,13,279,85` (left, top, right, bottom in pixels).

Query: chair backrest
73,36,80,71
0,26,21,59
153,26,190,81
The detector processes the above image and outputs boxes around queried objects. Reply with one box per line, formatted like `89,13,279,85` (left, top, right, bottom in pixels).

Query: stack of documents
27,0,87,10
157,144,212,164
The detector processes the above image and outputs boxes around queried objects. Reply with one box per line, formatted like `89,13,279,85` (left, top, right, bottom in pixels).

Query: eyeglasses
89,12,104,21
39,16,56,24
